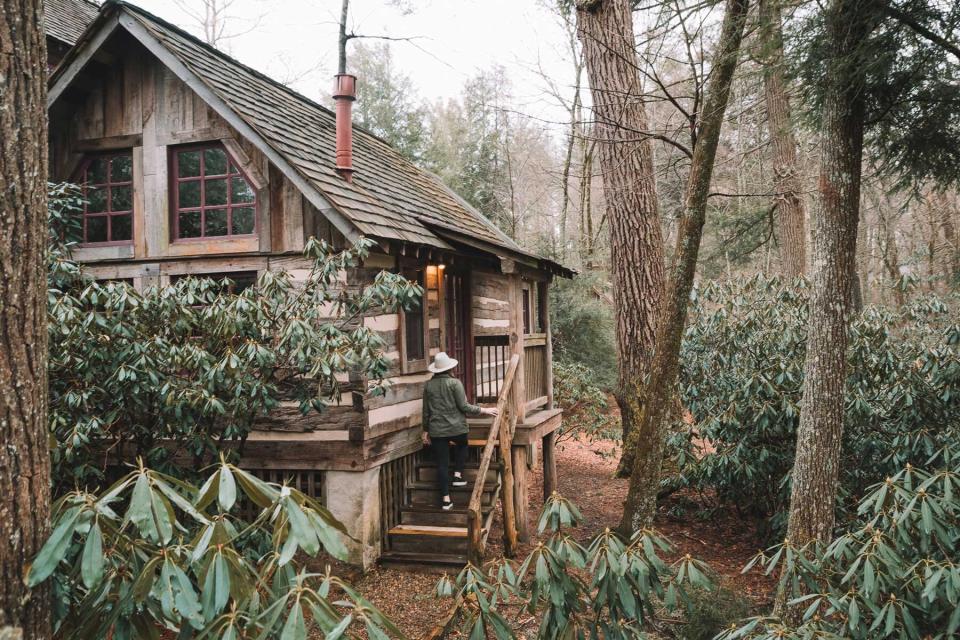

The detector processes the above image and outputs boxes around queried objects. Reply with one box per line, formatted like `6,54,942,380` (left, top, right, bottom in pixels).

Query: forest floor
338,436,776,639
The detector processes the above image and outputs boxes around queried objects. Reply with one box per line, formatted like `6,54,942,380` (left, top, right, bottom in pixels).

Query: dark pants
430,433,468,500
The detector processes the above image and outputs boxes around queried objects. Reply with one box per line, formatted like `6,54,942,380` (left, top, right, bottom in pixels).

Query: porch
379,348,562,568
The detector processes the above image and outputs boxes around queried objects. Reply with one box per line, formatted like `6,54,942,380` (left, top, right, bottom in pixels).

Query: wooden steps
380,450,503,568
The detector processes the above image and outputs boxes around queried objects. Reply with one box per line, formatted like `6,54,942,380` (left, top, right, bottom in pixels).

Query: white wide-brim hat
428,351,459,373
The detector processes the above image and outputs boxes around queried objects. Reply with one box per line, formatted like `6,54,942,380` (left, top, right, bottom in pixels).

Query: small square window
76,151,134,245
171,143,258,240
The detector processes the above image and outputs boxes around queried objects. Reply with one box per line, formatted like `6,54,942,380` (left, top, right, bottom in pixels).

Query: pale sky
130,0,578,135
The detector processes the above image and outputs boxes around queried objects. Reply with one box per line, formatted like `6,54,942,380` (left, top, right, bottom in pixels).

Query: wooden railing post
466,354,520,566
499,398,519,557
542,279,554,410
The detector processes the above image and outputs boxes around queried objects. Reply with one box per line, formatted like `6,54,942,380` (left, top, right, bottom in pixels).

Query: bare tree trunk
575,0,665,463
338,0,350,74
776,0,880,618
619,0,750,532
558,25,585,263
758,0,807,278
0,0,51,637
579,136,596,267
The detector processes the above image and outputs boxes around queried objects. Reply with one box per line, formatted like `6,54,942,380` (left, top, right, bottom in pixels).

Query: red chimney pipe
333,73,357,182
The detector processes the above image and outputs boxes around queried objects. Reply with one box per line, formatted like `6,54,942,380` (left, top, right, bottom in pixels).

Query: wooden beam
48,14,122,107
525,396,548,413
542,281,555,410
542,430,557,500
511,444,530,542
508,273,527,423
75,133,143,151
499,406,519,557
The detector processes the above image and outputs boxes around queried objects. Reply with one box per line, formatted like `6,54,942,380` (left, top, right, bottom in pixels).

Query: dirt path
350,437,774,638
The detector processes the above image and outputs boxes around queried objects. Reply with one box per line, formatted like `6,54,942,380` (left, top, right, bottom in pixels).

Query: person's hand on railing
421,431,431,445
480,407,499,417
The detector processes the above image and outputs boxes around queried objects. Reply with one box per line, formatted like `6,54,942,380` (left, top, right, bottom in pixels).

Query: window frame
169,142,259,242
75,150,135,247
170,271,259,296
398,264,430,374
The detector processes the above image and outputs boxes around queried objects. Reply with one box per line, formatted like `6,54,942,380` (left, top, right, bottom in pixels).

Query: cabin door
444,270,475,401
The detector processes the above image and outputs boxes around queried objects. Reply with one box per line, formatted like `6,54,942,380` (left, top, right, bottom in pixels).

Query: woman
421,352,499,510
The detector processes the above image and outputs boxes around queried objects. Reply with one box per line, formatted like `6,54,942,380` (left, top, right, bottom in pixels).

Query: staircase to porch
380,355,523,569
379,453,503,567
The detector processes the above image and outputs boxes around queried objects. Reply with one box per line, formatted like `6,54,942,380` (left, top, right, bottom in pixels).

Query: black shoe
451,473,467,487
442,498,454,511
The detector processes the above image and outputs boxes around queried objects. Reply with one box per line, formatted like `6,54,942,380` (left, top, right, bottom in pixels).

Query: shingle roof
45,0,99,46
50,1,573,274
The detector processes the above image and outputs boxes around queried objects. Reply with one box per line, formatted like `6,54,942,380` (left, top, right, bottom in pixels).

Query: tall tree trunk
575,0,665,461
758,0,807,278
619,0,750,532
776,0,880,617
0,0,51,637
338,0,350,74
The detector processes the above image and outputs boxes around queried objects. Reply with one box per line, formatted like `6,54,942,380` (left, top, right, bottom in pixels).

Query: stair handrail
467,354,520,566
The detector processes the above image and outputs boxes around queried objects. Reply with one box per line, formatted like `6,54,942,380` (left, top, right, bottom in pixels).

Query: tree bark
776,0,880,617
0,0,51,638
575,0,665,465
338,0,350,74
758,0,807,278
619,0,750,533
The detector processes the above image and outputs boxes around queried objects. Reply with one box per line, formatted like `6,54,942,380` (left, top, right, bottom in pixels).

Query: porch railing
474,335,510,403
467,353,520,565
523,334,549,411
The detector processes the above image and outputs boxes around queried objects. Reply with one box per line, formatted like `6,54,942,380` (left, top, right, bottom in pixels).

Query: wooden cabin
46,1,570,567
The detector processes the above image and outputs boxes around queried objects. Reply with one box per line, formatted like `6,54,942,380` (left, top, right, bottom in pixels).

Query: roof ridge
103,0,397,148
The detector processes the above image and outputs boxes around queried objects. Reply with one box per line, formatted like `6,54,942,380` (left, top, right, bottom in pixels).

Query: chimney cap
333,73,357,100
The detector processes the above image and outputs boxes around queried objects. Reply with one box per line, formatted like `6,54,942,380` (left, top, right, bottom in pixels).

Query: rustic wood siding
48,35,324,264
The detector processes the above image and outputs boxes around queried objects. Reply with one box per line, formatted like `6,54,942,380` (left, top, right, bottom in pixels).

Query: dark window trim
399,262,430,374
170,270,259,296
74,150,135,247
169,142,259,242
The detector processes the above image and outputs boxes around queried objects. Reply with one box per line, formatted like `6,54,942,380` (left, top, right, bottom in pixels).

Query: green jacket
422,373,482,438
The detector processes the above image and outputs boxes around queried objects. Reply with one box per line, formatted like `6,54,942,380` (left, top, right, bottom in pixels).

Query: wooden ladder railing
467,353,520,566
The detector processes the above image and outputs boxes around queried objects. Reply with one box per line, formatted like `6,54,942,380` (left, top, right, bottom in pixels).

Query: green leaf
325,615,353,640
27,507,81,586
81,522,105,589
219,465,237,512
280,602,306,640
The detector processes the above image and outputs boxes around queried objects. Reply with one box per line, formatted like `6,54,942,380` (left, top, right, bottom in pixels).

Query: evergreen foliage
28,458,400,639
550,273,617,389
665,276,960,537
719,440,960,638
436,493,713,639
790,0,960,185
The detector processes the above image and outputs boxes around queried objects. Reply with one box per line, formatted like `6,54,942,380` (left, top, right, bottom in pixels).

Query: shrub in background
666,276,960,537
553,361,620,445
683,585,753,640
550,272,617,390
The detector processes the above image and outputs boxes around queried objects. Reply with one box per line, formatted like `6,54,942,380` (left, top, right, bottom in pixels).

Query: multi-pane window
171,271,257,295
78,152,133,244
402,267,426,364
172,145,257,240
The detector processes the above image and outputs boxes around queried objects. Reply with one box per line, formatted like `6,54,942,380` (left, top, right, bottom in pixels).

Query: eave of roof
45,0,100,46
48,0,573,277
